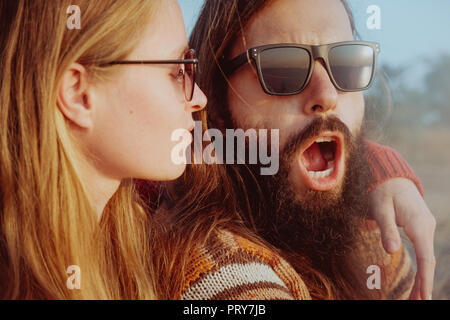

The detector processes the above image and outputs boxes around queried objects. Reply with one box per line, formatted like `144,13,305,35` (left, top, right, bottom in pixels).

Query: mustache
281,116,353,160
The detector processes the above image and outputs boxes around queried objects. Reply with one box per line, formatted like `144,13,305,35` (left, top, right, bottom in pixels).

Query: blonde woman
0,0,206,299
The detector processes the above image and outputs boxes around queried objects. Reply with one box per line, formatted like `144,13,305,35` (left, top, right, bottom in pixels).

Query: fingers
417,257,436,300
408,259,435,300
370,178,436,300
402,210,436,300
408,273,420,299
369,196,402,253
409,273,421,300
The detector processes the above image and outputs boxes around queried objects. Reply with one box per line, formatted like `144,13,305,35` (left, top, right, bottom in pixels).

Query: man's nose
301,60,338,115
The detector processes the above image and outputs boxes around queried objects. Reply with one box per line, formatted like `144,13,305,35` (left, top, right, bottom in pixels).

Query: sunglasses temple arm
222,51,252,77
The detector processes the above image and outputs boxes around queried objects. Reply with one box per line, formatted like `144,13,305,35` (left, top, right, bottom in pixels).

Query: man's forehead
242,0,353,48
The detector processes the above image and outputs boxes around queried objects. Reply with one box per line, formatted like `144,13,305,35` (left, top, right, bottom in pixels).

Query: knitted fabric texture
180,226,414,300
365,140,424,196
181,229,311,300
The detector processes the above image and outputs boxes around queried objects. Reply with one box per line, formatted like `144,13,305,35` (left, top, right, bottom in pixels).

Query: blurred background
179,0,450,299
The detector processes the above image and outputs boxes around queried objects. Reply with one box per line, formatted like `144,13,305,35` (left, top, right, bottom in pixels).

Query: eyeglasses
223,41,380,96
106,49,198,101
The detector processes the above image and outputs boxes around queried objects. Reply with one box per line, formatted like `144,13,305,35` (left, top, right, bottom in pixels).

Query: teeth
308,166,334,179
315,137,335,143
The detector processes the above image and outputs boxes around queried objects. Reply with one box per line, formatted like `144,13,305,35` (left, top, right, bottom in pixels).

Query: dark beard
250,116,372,265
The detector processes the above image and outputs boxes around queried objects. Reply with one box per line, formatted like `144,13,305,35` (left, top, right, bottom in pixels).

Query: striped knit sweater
181,229,311,300
180,225,414,300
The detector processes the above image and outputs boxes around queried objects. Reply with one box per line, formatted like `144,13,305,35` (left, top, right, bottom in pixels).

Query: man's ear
57,63,93,129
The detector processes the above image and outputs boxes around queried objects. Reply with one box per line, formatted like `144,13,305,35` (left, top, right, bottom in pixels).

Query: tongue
301,142,327,172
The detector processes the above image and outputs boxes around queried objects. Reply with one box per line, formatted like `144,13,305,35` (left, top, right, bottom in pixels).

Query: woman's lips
296,131,345,191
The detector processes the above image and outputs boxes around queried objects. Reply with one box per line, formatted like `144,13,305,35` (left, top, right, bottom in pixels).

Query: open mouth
297,132,345,191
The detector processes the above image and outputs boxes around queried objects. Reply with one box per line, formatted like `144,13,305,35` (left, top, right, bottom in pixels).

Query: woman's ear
57,63,93,129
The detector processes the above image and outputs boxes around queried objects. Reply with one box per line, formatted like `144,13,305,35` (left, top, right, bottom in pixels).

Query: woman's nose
187,83,207,112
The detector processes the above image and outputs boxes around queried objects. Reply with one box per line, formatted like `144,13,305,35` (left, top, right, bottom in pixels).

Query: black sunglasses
105,49,198,101
223,41,380,96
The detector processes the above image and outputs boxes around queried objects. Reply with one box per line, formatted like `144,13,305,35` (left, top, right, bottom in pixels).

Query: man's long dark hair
188,0,381,299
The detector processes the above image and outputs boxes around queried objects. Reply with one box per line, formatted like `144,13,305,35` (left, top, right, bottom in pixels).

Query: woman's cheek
118,69,193,180
141,101,191,180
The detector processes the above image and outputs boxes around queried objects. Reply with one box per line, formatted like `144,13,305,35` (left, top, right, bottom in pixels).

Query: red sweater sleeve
365,140,424,197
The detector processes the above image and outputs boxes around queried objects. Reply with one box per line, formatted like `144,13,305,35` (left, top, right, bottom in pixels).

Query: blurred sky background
179,0,450,88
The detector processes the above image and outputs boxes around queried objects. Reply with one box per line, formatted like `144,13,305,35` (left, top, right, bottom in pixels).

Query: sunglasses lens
184,49,195,101
259,47,311,94
329,45,375,90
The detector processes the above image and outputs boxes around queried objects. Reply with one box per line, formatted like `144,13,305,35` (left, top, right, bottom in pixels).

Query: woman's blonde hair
0,0,161,299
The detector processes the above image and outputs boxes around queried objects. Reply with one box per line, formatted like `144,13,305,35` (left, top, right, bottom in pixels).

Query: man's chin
289,168,346,212
268,168,367,258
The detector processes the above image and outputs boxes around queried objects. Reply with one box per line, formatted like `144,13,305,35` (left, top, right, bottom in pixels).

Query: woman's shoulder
181,229,311,300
